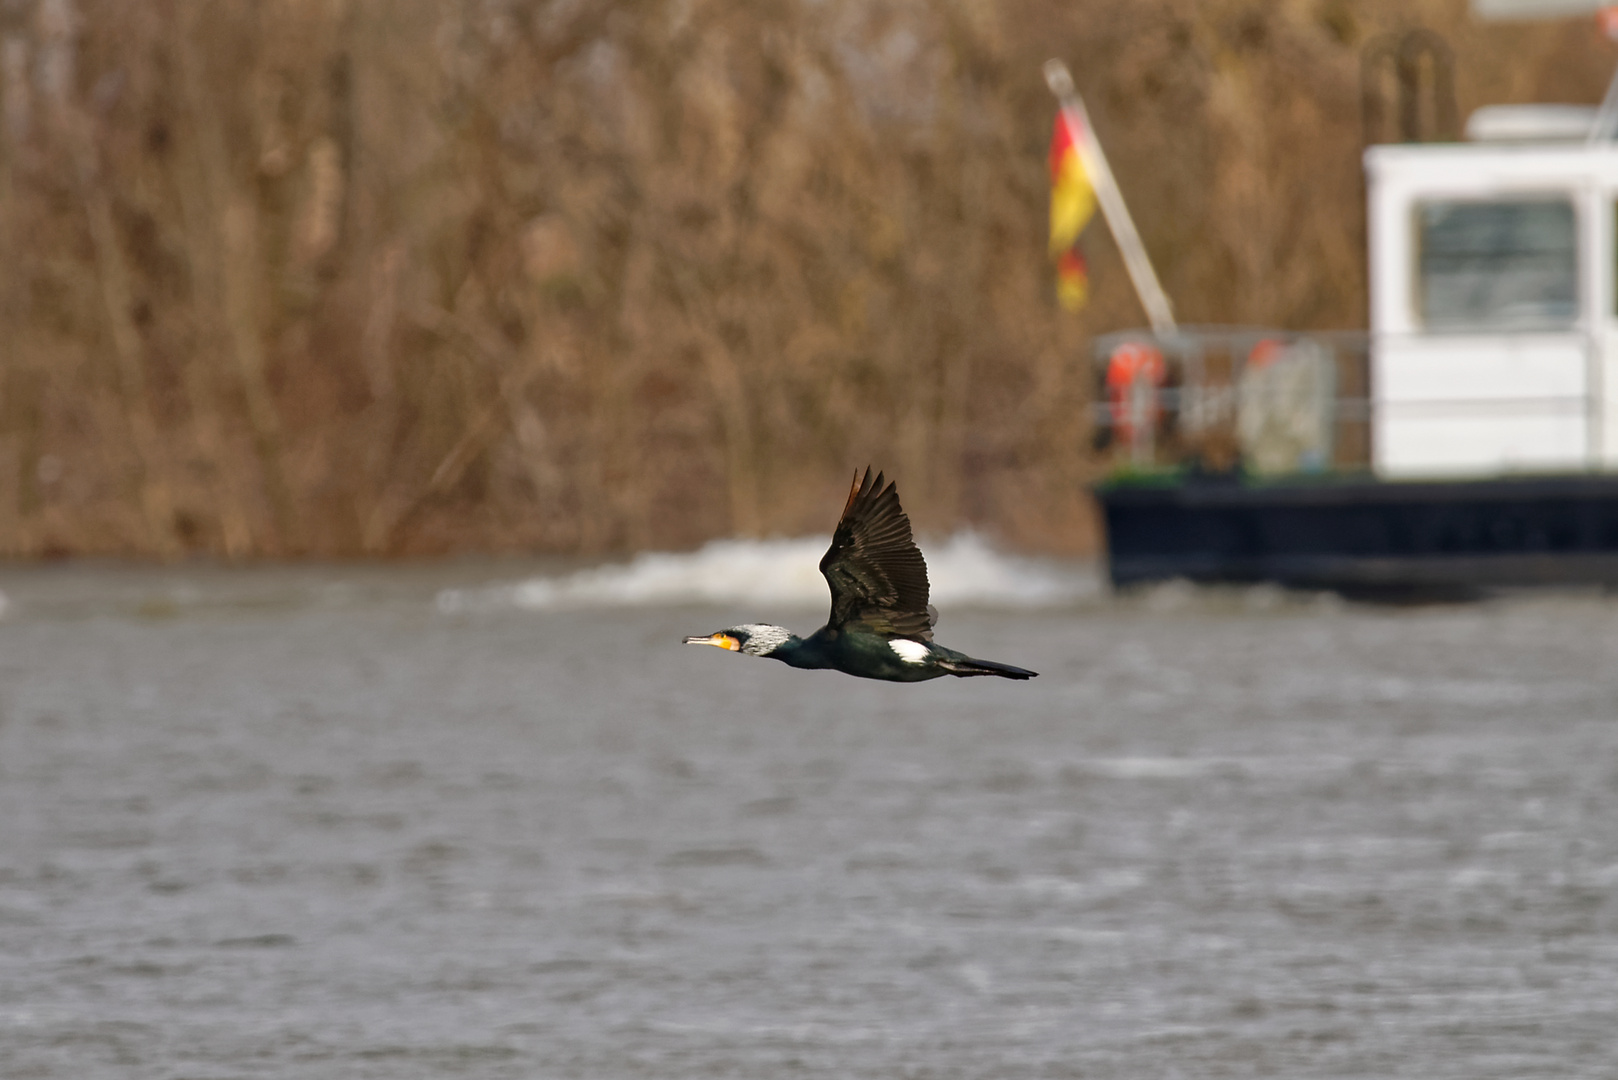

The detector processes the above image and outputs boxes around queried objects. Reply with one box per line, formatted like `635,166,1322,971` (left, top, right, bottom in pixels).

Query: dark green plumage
683,468,1038,682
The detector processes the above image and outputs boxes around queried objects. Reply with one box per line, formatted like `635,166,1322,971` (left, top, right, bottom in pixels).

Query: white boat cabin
1367,105,1618,477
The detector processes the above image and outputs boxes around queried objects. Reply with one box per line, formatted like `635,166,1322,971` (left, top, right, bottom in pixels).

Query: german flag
1048,111,1096,310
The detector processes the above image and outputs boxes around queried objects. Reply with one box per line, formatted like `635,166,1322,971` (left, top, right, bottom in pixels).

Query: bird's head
682,623,793,657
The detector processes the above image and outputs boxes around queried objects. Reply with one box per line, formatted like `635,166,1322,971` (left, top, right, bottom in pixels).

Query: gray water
1,564,1617,1078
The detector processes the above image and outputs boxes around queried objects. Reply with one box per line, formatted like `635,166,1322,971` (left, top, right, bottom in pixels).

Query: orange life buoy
1246,337,1286,370
1105,342,1167,444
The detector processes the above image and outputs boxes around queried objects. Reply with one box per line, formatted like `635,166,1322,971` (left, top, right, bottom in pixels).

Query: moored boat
1082,7,1618,594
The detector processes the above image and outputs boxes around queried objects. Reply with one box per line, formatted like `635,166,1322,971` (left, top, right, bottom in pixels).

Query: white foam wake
435,534,1100,613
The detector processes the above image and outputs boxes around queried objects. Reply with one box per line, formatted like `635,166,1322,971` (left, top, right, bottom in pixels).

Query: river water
1,554,1616,1078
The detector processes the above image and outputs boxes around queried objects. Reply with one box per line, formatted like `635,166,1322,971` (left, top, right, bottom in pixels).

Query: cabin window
1415,198,1577,330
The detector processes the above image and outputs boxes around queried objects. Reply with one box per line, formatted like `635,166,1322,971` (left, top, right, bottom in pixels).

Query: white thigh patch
889,639,930,664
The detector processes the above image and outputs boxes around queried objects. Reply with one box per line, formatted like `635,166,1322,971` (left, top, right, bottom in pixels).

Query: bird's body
684,469,1037,682
778,626,1035,682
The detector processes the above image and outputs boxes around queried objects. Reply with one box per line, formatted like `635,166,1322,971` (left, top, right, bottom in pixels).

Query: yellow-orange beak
683,632,739,651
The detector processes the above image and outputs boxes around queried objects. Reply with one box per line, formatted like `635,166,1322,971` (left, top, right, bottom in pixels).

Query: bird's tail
937,656,1038,680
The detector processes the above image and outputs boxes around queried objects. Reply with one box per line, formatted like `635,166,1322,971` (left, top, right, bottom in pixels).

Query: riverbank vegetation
0,0,1604,557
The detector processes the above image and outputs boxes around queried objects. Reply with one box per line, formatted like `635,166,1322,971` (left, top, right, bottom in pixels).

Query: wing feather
818,468,933,638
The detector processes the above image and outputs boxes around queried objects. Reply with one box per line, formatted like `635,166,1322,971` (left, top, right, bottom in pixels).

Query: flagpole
1043,59,1177,337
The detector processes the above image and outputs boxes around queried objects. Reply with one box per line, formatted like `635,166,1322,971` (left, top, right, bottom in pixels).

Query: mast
1042,59,1177,337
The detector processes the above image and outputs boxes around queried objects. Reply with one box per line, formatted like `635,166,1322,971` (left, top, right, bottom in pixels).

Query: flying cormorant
683,468,1038,682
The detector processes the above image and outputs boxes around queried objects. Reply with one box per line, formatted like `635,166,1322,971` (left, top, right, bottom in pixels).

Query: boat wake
435,534,1101,614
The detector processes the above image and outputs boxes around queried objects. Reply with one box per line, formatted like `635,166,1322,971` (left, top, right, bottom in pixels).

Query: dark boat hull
1098,473,1618,596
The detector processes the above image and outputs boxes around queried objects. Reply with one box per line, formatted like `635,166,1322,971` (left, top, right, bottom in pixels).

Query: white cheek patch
736,623,792,655
889,639,930,664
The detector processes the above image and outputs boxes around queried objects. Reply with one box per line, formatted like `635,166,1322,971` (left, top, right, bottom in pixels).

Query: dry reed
0,0,1605,558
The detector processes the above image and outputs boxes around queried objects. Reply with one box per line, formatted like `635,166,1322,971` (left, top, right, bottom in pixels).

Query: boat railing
1091,326,1613,479
1090,327,1373,478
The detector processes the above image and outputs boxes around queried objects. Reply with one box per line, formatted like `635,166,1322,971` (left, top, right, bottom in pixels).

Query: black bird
683,468,1038,682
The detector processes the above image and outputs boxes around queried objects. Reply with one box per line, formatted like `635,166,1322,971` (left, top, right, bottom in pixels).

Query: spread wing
818,468,934,639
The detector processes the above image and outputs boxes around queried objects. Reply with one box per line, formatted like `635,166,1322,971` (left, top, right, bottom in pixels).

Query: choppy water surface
1,555,1617,1078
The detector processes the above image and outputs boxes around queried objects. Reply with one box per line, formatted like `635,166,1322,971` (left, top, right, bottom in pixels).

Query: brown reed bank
0,0,1606,559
